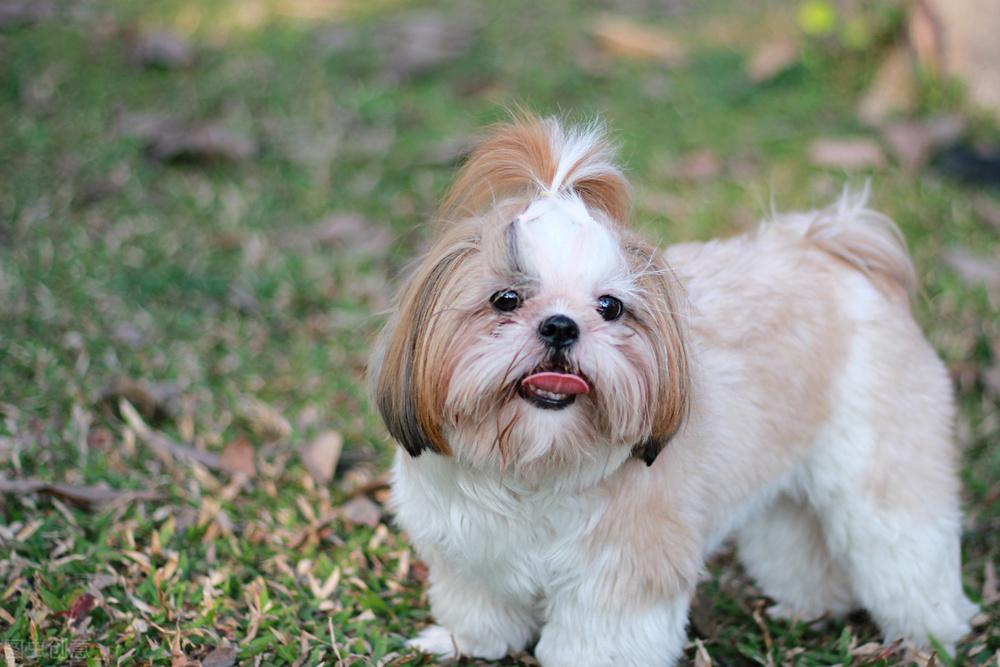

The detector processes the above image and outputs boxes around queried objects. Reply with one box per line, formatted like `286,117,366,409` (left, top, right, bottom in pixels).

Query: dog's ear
369,232,479,457
624,238,690,466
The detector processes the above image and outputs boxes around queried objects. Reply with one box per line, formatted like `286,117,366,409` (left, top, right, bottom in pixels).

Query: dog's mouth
517,362,590,411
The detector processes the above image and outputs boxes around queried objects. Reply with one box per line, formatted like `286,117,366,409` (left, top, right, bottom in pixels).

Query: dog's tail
797,185,917,299
438,111,631,224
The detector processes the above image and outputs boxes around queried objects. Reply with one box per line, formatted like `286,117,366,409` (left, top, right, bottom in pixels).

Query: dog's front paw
407,624,512,661
407,625,459,660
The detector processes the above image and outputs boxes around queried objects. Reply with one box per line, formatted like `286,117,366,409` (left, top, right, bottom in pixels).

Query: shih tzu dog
369,114,976,666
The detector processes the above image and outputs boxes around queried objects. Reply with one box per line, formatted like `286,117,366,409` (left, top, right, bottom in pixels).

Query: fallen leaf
745,39,799,83
149,123,257,163
857,45,919,124
201,646,237,667
300,431,343,484
238,398,292,443
343,472,391,499
851,642,885,658
881,115,965,171
99,378,179,424
219,438,256,478
590,14,687,66
808,137,887,169
340,495,381,528
129,28,194,69
693,639,712,667
0,478,162,510
941,247,1000,292
376,11,477,82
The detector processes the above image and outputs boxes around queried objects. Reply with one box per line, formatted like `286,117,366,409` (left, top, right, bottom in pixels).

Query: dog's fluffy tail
439,111,631,224
796,185,917,299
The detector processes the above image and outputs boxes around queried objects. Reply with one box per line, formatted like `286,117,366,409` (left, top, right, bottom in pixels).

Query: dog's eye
490,289,521,312
596,295,624,321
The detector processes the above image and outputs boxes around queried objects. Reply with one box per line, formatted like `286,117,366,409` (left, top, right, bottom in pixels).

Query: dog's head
370,114,688,474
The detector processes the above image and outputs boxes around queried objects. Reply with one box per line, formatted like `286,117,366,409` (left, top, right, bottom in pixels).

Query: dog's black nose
538,314,579,348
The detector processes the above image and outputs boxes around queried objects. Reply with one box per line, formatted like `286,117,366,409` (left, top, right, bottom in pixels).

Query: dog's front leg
534,585,692,667
408,558,538,661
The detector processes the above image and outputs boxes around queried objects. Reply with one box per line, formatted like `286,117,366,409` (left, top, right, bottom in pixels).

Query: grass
1,0,998,664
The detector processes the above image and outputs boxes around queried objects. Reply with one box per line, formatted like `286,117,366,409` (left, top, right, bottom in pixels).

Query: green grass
1,0,997,664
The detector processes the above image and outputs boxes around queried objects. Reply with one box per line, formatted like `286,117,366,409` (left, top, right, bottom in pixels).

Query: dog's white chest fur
392,452,607,604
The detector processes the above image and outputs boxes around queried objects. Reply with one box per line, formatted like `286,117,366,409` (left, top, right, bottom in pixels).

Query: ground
0,0,998,665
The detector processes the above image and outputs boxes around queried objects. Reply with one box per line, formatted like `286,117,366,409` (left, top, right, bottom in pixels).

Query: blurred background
1,0,998,664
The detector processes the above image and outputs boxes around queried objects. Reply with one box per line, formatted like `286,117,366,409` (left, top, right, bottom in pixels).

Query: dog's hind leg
801,318,978,651
737,492,855,623
809,471,977,652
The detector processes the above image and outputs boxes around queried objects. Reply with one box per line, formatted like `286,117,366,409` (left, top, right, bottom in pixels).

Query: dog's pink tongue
521,372,589,395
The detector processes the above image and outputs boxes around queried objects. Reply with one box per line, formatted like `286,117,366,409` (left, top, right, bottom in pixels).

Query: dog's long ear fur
440,112,631,225
369,225,480,457
624,237,690,465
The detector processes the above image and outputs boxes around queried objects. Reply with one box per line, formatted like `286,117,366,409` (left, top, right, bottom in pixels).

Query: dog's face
371,117,688,474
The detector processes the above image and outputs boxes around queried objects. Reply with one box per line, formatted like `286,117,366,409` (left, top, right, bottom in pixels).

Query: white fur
382,125,976,665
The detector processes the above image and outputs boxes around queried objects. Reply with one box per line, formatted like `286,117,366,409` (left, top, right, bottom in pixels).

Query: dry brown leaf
0,478,162,509
693,639,712,667
201,646,237,667
745,39,799,84
340,495,381,528
590,14,687,66
857,45,919,124
376,11,477,82
941,247,1000,292
238,398,292,443
149,123,257,163
99,378,179,424
219,438,256,478
300,431,343,484
881,115,965,171
129,29,194,69
808,137,887,170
